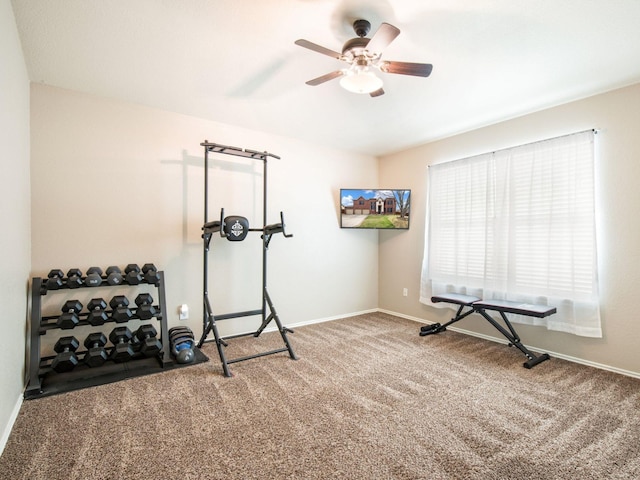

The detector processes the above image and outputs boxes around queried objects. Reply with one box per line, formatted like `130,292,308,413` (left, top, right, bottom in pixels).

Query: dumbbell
109,327,135,362
46,269,64,290
83,332,108,367
57,300,83,329
125,264,143,285
109,295,133,323
142,263,160,285
135,293,158,320
85,267,103,287
135,324,162,357
106,266,124,286
169,326,196,364
66,268,83,289
51,336,80,372
87,298,108,326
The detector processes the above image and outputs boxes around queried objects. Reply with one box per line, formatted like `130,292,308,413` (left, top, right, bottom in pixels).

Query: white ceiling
11,0,640,156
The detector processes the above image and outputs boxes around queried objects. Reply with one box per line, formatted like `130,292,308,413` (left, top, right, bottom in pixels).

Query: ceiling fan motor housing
353,19,371,37
342,37,370,56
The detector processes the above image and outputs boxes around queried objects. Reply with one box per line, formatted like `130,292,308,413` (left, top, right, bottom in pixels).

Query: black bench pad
431,293,481,306
473,299,556,318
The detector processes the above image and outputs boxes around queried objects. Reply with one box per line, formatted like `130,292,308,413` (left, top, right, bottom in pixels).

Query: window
420,130,601,337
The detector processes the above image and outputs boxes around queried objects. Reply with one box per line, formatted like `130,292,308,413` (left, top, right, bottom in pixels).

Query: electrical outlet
179,304,189,320
403,288,408,297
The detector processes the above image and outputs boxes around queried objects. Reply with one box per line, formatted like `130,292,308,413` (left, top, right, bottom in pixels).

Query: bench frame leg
420,304,476,336
475,309,550,369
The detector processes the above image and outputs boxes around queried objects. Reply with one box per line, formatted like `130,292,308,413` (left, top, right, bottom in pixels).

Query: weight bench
420,293,554,368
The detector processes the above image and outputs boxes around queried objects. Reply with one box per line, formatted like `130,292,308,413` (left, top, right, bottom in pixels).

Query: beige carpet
1,312,639,479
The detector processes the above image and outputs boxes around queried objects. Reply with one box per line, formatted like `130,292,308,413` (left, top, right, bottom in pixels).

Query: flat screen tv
340,189,411,229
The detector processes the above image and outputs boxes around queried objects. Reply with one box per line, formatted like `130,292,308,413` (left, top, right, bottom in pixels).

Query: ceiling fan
295,19,433,97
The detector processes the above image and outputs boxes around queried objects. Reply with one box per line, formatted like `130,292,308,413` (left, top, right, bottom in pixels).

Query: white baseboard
209,309,379,339
287,309,379,330
379,308,640,380
0,393,23,456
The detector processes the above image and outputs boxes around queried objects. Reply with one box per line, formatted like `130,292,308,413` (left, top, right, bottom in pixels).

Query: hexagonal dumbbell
84,266,103,287
51,336,80,372
124,264,143,285
87,298,109,326
46,269,64,290
66,268,83,289
56,300,83,329
109,327,135,362
83,332,108,367
135,324,162,357
109,295,132,323
106,266,123,286
135,293,158,320
142,263,160,285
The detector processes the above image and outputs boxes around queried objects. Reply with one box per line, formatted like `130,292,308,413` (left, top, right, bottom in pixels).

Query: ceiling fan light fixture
339,69,383,94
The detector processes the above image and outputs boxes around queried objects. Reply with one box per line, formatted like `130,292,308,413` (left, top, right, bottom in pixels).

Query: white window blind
420,130,601,337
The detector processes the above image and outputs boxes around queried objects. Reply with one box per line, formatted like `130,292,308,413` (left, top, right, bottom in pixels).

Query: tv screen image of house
340,189,411,229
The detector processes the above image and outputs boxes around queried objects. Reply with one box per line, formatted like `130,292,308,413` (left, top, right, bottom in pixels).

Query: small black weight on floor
57,300,83,329
46,269,64,290
51,336,80,373
135,324,162,357
109,295,132,323
87,298,108,326
105,266,123,286
124,264,143,285
84,267,103,287
169,326,196,364
109,327,135,362
83,333,108,367
142,263,160,285
135,293,157,320
66,268,83,289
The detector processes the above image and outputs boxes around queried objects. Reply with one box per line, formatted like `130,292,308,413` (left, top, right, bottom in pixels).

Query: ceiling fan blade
380,61,433,77
294,39,342,60
366,23,400,55
305,70,344,86
370,88,385,98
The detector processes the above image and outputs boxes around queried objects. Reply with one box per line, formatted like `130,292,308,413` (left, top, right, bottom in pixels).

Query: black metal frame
420,294,552,369
197,141,297,377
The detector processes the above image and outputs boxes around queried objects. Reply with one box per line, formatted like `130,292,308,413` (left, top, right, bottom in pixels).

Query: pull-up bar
202,141,280,161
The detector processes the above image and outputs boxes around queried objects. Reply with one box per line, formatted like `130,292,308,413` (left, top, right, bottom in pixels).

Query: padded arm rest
431,293,481,306
264,223,283,235
473,299,556,318
202,221,221,233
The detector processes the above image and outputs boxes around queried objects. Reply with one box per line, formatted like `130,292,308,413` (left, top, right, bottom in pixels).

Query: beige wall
0,1,31,447
379,83,640,376
30,84,379,344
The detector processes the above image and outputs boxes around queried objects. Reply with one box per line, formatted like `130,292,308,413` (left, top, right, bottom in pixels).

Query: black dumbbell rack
25,269,175,399
198,141,297,377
